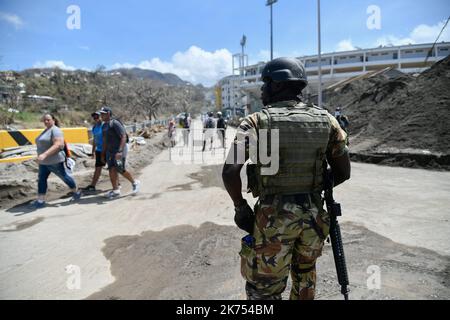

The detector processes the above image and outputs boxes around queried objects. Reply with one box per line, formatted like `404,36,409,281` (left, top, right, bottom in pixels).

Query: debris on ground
0,144,93,160
136,124,165,139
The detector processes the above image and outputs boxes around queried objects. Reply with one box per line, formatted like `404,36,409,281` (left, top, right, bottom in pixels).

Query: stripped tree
134,81,165,121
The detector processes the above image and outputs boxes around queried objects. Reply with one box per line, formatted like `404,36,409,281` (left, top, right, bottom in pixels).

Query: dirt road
0,120,449,300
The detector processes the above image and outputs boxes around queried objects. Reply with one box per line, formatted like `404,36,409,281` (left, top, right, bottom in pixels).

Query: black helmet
207,111,213,117
261,57,308,86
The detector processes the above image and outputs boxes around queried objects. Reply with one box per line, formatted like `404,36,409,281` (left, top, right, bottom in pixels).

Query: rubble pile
135,125,165,139
0,144,93,161
324,55,450,169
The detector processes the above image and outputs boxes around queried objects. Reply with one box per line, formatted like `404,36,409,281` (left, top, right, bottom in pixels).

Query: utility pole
317,0,322,109
266,0,278,61
240,35,247,76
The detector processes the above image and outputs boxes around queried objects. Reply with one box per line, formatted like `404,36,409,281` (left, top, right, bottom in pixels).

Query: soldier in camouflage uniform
222,58,351,300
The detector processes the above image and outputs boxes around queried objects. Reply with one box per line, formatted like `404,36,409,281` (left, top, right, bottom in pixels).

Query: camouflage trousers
239,193,330,300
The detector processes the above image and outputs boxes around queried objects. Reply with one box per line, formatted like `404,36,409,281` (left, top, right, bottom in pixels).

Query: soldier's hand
234,199,255,235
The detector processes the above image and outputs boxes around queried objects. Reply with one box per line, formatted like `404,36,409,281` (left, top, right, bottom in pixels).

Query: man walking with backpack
202,111,215,152
182,112,190,146
99,106,140,199
216,111,227,148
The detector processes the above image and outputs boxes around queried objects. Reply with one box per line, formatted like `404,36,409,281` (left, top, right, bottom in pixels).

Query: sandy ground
0,120,449,300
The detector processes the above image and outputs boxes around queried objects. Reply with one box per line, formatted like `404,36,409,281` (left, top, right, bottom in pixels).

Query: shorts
95,151,106,167
106,152,127,173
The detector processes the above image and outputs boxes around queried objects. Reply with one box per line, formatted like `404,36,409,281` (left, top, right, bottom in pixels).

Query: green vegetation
0,67,210,129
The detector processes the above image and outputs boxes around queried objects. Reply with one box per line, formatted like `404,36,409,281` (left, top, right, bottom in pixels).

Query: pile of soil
324,55,450,170
86,222,450,300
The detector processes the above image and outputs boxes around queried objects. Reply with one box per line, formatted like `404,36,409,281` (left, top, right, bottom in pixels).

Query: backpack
205,117,214,129
337,115,349,132
217,118,225,129
183,117,190,129
113,119,130,143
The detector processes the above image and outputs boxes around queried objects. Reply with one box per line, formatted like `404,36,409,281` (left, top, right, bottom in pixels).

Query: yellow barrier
0,155,35,163
0,127,89,150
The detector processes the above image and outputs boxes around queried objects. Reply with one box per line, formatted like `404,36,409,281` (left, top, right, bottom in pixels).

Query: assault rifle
323,169,350,300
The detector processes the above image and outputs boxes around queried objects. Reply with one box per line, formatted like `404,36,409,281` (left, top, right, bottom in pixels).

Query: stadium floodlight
266,0,278,60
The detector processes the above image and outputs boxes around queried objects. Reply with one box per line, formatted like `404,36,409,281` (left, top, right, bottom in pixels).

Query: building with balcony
216,75,248,117
218,42,450,115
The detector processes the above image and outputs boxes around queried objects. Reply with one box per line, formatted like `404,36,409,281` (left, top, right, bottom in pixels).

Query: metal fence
124,119,169,133
168,128,229,163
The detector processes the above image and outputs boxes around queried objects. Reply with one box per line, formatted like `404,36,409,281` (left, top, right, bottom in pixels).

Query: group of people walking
167,111,228,151
202,111,227,151
32,106,140,208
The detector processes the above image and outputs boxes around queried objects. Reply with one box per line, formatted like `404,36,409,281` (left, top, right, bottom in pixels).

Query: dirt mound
86,222,450,300
87,223,244,300
325,56,450,167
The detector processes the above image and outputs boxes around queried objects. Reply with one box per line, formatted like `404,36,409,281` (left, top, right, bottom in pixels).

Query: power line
424,16,450,66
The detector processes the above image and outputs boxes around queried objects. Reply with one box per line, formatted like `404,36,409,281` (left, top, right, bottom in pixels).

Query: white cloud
376,20,450,46
248,49,287,65
336,39,356,52
410,21,450,43
33,60,77,71
0,12,24,29
256,50,271,62
111,46,233,86
79,46,90,51
111,62,135,69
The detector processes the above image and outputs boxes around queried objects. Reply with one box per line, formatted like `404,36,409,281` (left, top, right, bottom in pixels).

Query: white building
219,42,450,114
216,75,247,117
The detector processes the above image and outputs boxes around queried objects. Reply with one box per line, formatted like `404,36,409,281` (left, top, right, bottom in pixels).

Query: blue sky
1,0,449,85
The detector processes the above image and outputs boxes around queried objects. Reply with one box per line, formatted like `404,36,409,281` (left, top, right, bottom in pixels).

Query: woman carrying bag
31,114,81,208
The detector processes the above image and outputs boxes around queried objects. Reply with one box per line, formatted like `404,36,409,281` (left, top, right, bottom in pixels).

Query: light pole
240,35,247,76
317,0,322,109
266,0,278,61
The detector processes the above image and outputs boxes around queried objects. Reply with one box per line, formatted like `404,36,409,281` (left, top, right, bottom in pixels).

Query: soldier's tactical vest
251,101,331,197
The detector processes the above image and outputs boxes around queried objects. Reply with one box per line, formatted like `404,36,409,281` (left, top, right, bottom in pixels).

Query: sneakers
30,200,45,209
70,191,82,202
132,180,140,194
107,190,121,199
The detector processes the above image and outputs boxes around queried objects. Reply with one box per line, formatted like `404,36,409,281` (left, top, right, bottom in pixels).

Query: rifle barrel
327,196,350,300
